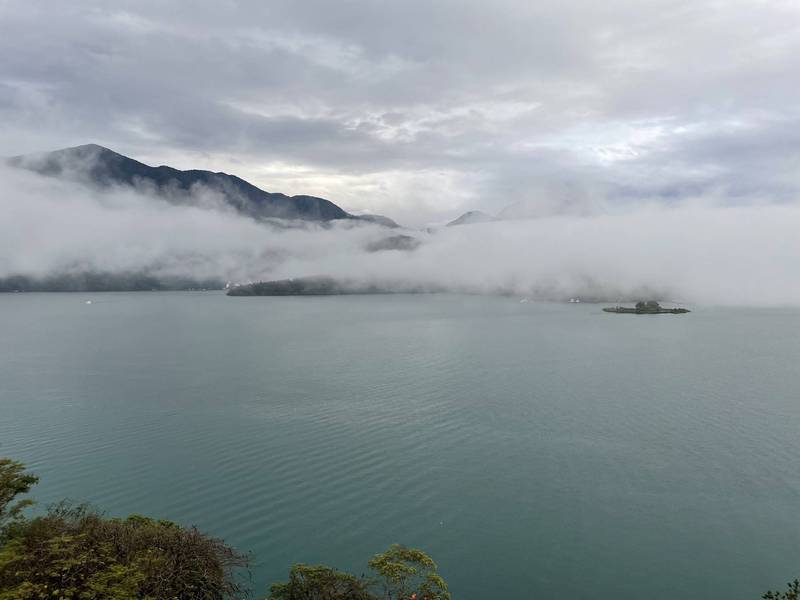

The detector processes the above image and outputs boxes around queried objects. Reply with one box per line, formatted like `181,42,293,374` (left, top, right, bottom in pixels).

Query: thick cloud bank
2,166,799,305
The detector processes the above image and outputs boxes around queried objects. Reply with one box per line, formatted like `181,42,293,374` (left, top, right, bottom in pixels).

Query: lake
1,292,799,599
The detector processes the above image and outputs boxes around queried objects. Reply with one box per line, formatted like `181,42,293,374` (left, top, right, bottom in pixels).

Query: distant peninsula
227,276,444,296
0,272,223,293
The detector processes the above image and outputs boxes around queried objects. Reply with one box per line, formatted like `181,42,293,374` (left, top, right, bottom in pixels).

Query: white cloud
3,166,800,305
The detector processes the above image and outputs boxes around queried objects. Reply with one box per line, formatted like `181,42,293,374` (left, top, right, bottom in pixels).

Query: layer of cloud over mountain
3,162,800,305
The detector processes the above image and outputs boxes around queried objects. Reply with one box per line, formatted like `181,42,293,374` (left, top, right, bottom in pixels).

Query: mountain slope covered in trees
9,144,397,225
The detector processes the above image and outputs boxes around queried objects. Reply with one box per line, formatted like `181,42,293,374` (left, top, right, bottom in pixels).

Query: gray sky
1,0,798,224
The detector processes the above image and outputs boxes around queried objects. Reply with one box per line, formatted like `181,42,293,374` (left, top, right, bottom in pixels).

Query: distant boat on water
603,300,690,314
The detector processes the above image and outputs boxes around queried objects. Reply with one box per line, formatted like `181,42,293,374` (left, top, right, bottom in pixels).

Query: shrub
0,459,248,600
0,459,38,536
764,580,800,600
268,544,449,600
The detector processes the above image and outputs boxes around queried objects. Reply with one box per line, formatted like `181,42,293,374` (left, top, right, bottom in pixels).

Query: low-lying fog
2,164,799,305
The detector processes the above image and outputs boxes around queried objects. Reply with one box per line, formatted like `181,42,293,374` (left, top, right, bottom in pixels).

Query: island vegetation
0,457,450,599
602,300,690,314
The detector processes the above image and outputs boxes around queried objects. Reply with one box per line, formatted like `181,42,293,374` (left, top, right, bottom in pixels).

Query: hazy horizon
3,155,800,306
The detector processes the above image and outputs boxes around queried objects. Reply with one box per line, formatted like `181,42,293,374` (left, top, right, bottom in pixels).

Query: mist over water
2,164,800,305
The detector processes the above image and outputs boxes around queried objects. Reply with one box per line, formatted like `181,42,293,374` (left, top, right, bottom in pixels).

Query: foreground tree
764,580,800,600
0,458,248,600
268,564,373,600
368,544,449,600
269,544,450,600
0,459,38,535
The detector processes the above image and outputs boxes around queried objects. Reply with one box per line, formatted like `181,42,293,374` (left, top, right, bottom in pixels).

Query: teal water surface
1,292,799,599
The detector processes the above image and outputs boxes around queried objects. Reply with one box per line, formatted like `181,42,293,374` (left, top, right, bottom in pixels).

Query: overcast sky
1,0,798,224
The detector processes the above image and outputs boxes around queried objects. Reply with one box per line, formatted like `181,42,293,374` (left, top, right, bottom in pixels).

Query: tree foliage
269,544,449,600
0,459,38,535
0,458,248,600
368,544,449,600
764,580,800,600
268,564,372,600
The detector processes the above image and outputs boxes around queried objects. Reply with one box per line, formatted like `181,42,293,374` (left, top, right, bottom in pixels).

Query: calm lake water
1,292,799,599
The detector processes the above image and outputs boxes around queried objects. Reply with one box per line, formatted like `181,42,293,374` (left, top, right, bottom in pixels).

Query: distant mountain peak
74,143,111,151
356,214,400,228
40,143,119,159
446,210,497,227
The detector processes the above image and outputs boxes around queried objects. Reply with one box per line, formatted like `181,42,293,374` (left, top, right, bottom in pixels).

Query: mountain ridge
8,143,399,226
446,210,497,227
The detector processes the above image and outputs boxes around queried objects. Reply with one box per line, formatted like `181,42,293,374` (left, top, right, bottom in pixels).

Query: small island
603,300,690,314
